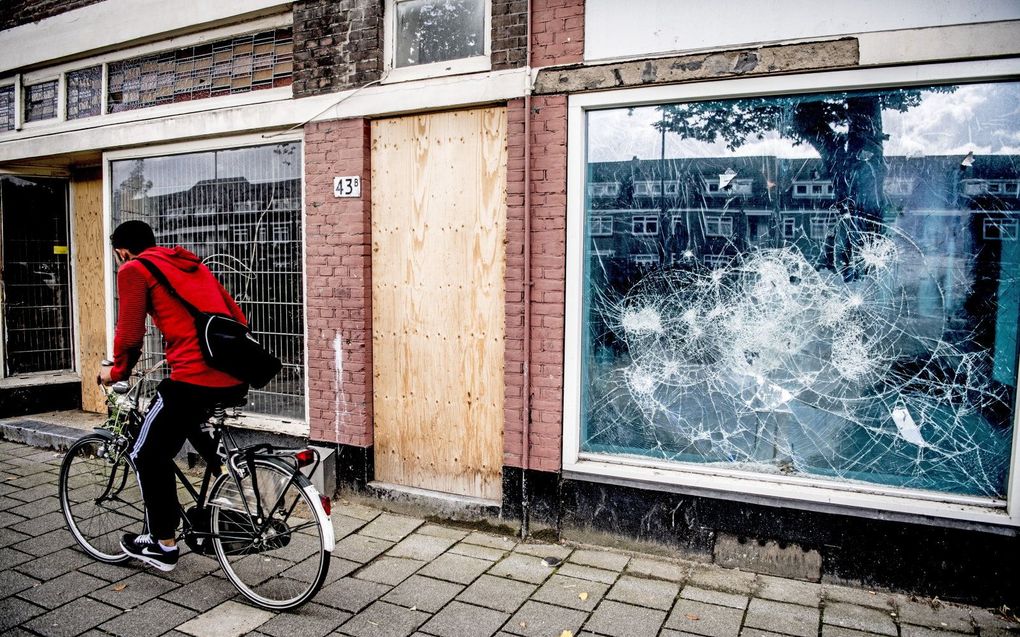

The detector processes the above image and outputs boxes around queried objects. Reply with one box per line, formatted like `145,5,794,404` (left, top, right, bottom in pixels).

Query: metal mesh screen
24,80,58,122
66,66,102,120
110,142,304,420
0,85,14,132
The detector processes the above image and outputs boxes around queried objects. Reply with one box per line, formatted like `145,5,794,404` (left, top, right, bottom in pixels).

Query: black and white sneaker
120,533,179,572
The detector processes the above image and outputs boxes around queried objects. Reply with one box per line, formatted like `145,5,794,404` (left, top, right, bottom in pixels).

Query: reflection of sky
111,143,302,197
588,82,1020,162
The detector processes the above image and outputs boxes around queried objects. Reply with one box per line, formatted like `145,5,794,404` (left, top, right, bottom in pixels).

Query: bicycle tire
209,457,331,610
59,433,145,563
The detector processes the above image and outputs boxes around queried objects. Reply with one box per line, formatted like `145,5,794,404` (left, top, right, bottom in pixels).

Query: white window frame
631,254,659,268
382,0,492,84
704,178,752,196
809,214,837,239
20,75,63,128
792,179,835,198
703,215,733,237
983,217,1019,241
102,132,308,437
588,182,621,198
782,216,799,239
563,58,1020,528
631,214,659,236
589,215,614,236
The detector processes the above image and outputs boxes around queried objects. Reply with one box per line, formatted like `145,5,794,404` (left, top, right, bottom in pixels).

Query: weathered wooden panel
371,107,507,500
72,169,105,413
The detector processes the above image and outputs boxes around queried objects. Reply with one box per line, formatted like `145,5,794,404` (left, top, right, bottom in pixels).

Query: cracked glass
580,80,1020,499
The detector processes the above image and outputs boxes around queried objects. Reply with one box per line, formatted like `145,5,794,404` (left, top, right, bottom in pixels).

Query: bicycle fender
302,484,334,553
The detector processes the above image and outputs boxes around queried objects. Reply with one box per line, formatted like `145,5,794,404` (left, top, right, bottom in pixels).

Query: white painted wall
0,0,290,73
585,0,1020,61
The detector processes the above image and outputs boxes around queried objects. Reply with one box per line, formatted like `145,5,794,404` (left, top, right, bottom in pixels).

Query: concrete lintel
533,39,860,95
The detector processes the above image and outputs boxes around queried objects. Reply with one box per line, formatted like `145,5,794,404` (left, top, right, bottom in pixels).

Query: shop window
24,81,58,122
66,66,102,120
579,80,1020,500
0,85,14,132
390,0,487,71
110,141,305,420
590,215,613,236
107,28,293,114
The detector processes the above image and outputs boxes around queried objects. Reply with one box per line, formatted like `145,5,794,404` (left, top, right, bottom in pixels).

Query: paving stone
449,541,508,561
625,557,692,583
420,599,511,637
745,598,820,637
532,574,609,612
556,562,619,585
504,600,587,637
566,548,630,572
15,546,92,580
755,575,822,607
513,541,572,560
463,531,518,551
823,602,898,636
417,523,469,540
317,576,391,613
176,600,273,637
821,626,890,637
739,629,792,637
104,598,197,637
79,559,138,582
339,600,429,637
22,596,121,637
152,553,221,585
0,596,46,632
584,599,668,637
896,600,976,633
457,573,537,613
969,608,1019,633
16,570,107,609
387,532,458,561
901,625,969,637
383,574,464,613
0,546,33,570
161,574,238,612
257,601,349,637
822,584,898,609
688,565,757,595
334,533,394,563
332,514,368,539
420,552,495,584
605,574,678,611
7,483,55,503
11,528,77,557
90,571,179,609
10,510,66,536
335,502,381,522
8,495,60,519
0,568,39,599
681,585,749,610
665,598,745,637
323,556,360,583
355,556,425,585
488,553,557,584
358,513,424,542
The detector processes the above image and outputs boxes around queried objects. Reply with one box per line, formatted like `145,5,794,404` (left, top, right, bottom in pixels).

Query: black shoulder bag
136,259,282,389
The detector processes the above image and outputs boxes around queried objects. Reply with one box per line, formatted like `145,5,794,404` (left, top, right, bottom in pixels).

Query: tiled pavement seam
1,438,1018,637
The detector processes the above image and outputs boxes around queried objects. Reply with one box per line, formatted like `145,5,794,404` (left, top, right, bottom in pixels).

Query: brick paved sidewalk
1,438,1017,637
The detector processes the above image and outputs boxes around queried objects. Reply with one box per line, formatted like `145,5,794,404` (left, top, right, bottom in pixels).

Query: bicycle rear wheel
209,458,331,610
59,434,145,562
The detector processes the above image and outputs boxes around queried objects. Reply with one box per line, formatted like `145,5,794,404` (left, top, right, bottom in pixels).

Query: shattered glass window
66,66,102,119
24,80,58,122
580,81,1020,499
395,0,485,67
0,85,14,131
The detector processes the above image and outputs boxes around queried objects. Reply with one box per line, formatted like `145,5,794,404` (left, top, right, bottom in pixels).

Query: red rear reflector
295,449,315,468
319,494,332,516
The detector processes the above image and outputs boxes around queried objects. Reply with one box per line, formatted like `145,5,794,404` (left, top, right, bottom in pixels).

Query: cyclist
100,220,247,571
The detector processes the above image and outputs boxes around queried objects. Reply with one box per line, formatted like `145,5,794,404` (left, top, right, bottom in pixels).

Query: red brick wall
304,118,374,447
504,96,568,473
531,0,584,67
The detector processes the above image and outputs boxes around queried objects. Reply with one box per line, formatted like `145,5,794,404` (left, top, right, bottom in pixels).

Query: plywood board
371,107,507,501
72,170,106,413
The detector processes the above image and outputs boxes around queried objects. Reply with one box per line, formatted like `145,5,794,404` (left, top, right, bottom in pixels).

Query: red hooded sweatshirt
112,246,247,387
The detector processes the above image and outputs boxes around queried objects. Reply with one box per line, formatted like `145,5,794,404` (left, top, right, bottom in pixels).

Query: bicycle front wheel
209,458,331,610
59,434,145,562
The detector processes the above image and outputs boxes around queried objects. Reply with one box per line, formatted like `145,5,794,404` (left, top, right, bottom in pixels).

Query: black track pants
130,379,246,540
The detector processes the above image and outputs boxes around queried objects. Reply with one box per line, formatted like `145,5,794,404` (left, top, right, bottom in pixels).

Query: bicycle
58,360,335,610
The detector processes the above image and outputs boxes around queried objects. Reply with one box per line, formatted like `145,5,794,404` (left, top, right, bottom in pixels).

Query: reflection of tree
399,0,481,65
116,159,153,220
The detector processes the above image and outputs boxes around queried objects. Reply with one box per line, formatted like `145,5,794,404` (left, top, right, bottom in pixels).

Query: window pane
0,85,14,131
395,0,484,67
66,66,102,119
580,82,1020,499
110,142,304,419
24,80,58,122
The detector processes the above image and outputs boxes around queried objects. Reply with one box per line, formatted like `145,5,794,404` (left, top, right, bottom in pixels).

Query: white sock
158,542,178,552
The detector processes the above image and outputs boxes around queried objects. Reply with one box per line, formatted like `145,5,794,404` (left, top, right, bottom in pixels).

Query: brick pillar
304,118,373,448
504,96,568,473
531,0,585,67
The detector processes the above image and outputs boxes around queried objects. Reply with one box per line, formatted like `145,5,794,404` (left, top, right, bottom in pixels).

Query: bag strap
135,257,204,320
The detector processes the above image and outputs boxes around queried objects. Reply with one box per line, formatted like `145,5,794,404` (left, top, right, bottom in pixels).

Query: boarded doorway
371,107,507,501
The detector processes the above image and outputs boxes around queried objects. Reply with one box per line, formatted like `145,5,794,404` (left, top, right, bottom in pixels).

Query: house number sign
333,176,361,198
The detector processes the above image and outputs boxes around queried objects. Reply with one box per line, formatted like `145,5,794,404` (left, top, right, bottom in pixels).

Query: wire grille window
24,81,58,122
107,28,293,114
110,142,304,420
66,66,102,119
0,176,74,375
0,85,13,131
